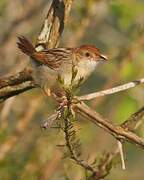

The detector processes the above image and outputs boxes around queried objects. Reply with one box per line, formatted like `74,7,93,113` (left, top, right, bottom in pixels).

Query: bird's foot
43,88,51,96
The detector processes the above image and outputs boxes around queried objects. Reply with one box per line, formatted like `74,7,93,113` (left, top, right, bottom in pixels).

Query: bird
17,36,108,97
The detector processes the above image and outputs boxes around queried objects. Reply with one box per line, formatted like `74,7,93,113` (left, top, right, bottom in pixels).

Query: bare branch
78,78,144,101
76,102,144,148
0,69,34,102
85,105,144,175
117,140,126,170
36,0,74,50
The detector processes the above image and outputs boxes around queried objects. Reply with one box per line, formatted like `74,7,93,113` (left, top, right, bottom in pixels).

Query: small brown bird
17,36,108,95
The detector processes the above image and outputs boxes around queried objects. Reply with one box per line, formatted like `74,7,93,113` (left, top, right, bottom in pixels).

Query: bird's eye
85,52,90,57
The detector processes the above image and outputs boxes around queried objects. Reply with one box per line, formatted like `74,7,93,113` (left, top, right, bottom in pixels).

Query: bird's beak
99,54,108,61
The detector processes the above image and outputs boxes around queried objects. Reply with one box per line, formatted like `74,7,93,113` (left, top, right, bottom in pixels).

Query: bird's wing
33,48,73,70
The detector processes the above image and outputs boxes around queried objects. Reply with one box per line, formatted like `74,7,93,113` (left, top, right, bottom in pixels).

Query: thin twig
117,140,126,170
41,109,62,129
78,78,144,101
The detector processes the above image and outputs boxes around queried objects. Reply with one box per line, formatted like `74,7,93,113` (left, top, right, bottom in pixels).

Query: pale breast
59,59,98,88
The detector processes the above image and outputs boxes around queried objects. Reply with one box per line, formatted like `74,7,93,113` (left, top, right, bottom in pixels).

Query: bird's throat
60,60,98,87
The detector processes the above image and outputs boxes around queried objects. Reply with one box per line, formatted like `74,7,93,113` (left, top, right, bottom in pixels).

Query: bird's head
75,45,108,64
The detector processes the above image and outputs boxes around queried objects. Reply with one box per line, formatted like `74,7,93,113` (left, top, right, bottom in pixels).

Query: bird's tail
17,36,35,57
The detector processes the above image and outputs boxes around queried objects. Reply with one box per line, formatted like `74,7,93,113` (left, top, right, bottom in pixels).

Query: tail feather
17,36,35,56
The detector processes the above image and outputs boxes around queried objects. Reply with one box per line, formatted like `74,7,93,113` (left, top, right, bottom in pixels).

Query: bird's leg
43,86,51,97
51,91,68,107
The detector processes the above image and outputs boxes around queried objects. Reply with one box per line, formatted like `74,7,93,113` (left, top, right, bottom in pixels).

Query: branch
36,0,73,50
0,69,34,102
87,105,144,173
76,102,144,148
78,78,144,101
0,0,74,102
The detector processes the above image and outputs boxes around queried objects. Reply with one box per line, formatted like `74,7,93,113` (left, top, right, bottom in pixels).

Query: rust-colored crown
75,45,108,61
79,45,100,54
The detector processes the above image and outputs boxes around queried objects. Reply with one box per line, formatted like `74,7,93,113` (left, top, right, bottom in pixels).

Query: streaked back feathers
17,36,73,69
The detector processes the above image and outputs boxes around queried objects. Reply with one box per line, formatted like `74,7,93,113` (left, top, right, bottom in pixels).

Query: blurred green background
0,0,144,179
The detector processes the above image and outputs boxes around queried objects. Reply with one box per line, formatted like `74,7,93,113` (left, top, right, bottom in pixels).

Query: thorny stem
64,115,96,174
63,105,97,175
62,90,111,179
